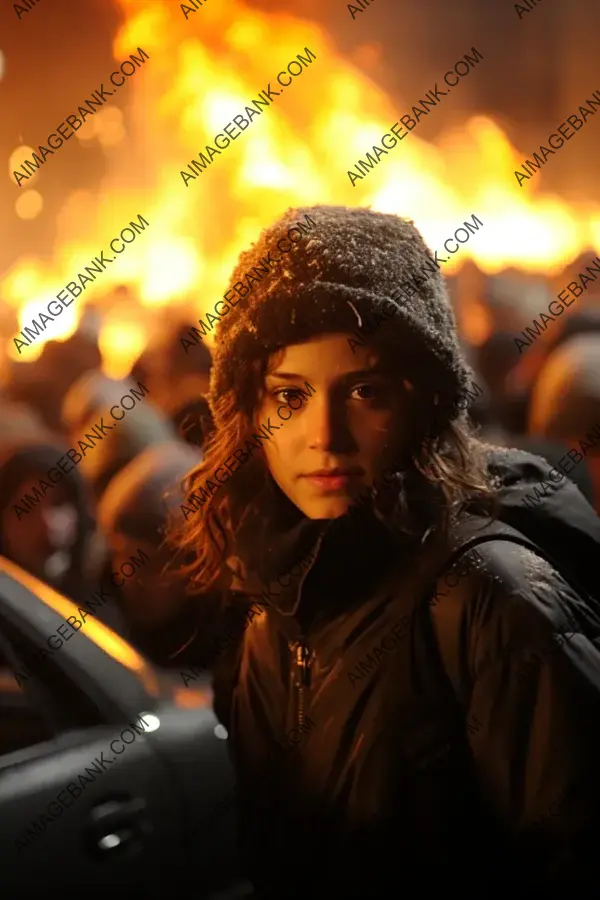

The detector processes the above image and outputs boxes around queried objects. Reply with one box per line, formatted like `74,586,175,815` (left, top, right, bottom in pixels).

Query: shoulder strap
428,519,562,709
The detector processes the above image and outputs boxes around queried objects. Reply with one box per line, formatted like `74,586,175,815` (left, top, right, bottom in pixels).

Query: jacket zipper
285,529,326,735
289,639,312,731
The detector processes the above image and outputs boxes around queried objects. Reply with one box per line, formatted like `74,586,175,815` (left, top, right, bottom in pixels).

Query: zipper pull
295,642,311,688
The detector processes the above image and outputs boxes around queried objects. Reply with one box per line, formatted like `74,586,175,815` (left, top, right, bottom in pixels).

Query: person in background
527,332,600,513
62,370,138,436
0,401,47,441
548,309,600,353
169,204,600,900
128,328,213,447
465,366,598,510
504,307,600,433
165,379,213,448
129,345,154,392
150,324,213,415
61,371,178,502
467,328,598,509
0,436,102,605
6,334,102,436
97,441,226,669
163,336,213,447
39,335,103,432
472,331,521,432
6,357,67,439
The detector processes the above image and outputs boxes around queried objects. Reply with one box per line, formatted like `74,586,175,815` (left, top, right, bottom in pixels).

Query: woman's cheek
262,420,296,472
353,409,393,447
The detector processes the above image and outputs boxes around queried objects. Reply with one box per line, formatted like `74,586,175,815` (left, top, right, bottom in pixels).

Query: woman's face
256,333,411,519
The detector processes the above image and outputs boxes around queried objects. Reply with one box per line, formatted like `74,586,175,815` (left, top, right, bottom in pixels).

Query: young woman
171,205,600,899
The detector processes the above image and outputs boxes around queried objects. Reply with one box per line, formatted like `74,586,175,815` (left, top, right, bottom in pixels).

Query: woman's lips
302,472,361,492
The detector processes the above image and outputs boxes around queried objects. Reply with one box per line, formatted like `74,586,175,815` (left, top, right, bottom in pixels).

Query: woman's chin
298,497,356,520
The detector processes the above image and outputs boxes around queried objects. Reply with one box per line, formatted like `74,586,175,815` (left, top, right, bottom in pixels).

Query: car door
0,559,244,893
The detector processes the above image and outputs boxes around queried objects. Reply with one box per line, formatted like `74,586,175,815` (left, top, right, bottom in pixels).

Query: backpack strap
427,518,563,709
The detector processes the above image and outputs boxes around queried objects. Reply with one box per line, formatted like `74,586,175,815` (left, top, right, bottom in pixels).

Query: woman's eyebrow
339,367,385,379
268,367,384,380
267,371,305,380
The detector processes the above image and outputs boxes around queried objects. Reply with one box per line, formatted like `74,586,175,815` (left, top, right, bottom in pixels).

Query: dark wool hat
209,204,472,435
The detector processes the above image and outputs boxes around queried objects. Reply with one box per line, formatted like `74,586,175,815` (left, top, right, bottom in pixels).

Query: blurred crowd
1,265,599,671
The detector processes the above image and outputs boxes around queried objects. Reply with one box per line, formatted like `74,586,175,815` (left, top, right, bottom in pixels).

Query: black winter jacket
208,448,600,899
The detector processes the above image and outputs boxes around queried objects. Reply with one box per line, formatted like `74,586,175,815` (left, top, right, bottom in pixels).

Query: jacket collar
226,502,422,621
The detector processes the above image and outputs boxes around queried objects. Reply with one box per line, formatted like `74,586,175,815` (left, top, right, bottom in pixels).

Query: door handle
88,797,149,853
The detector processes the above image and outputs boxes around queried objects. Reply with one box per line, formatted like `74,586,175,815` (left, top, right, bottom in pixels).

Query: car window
0,665,53,757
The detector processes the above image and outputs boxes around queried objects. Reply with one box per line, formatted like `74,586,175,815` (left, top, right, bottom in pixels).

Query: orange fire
3,0,600,377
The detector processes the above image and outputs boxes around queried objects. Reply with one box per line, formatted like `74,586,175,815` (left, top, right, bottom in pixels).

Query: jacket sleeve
458,540,600,895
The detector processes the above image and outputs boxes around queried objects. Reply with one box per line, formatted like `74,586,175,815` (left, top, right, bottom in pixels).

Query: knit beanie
209,204,472,437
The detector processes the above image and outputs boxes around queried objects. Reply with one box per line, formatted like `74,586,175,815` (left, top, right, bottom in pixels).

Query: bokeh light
97,107,126,147
15,190,44,220
9,146,39,186
75,118,98,142
98,301,150,379
75,107,126,147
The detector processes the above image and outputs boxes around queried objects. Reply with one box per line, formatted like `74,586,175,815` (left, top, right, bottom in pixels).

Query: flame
3,0,600,377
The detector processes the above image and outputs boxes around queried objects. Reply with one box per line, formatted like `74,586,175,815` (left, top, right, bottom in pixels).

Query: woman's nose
306,395,336,452
306,396,356,454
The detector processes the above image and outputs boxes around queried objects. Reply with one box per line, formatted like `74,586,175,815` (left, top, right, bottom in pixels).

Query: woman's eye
350,383,378,401
274,388,302,404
